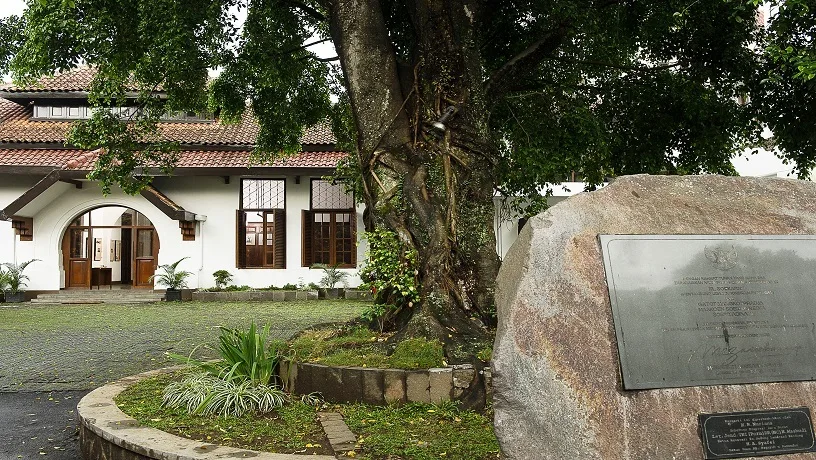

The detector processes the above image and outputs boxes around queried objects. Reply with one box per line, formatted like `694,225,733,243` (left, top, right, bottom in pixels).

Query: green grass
116,372,501,460
336,402,500,460
289,326,445,369
115,372,332,455
0,300,367,391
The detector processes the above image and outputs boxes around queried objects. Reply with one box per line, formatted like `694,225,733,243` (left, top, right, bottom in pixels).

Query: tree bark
329,0,501,361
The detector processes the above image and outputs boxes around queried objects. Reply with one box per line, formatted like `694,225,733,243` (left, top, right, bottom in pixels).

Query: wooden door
134,228,157,288
64,228,90,288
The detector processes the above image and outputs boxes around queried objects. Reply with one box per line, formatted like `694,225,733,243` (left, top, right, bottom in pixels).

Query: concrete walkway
0,300,366,459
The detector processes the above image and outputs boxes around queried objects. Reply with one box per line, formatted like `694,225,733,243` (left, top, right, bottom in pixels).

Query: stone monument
493,174,816,459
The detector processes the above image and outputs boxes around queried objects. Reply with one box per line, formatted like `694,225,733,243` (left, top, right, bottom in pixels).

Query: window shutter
236,210,246,268
302,210,313,267
274,209,286,269
351,211,357,267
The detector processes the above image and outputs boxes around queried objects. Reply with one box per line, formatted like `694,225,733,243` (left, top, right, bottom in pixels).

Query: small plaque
600,235,816,389
699,408,816,458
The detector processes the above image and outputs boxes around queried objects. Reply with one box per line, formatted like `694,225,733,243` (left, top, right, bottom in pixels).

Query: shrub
212,270,233,289
359,230,420,330
164,323,288,417
163,373,287,417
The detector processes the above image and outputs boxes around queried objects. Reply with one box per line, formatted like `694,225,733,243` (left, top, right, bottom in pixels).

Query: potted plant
1,259,39,303
0,267,8,302
315,264,349,299
149,257,192,302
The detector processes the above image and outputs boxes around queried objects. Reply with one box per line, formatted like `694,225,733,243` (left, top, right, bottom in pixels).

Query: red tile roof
0,98,335,146
0,148,345,170
0,68,98,92
0,68,342,170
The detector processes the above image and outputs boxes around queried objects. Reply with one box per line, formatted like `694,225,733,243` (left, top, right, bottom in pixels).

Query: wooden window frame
303,179,356,268
237,178,286,269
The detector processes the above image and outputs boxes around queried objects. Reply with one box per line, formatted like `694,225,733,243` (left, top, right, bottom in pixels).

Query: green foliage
389,338,445,369
313,263,350,289
476,346,493,363
208,323,284,385
149,257,192,290
164,373,287,417
0,259,39,295
0,267,9,295
212,270,233,290
164,323,288,416
359,230,420,331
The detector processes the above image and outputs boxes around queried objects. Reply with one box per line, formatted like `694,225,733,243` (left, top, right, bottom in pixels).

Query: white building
0,69,369,293
0,68,535,296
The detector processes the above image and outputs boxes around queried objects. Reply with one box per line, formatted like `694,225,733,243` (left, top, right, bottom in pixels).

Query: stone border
192,290,318,302
77,367,336,460
279,361,492,409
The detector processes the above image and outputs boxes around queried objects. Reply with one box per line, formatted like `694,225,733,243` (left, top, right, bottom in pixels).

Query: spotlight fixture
430,106,458,134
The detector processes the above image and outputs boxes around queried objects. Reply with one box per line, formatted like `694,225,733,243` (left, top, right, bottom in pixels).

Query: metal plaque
699,407,816,459
600,235,816,390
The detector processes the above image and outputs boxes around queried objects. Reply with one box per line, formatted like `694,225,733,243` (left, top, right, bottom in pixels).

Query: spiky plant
1,259,39,294
314,263,350,289
149,257,192,290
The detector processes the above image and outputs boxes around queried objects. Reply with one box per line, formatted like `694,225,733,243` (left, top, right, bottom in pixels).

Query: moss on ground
289,326,446,369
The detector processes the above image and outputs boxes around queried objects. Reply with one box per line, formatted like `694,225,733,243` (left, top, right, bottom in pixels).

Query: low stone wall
77,367,335,460
192,290,318,302
192,289,372,302
279,361,492,410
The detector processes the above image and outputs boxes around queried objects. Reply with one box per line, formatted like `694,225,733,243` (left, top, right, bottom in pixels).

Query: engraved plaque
699,408,816,458
600,235,816,390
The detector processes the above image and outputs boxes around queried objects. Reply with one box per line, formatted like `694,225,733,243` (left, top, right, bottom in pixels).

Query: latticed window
302,179,356,268
237,179,286,268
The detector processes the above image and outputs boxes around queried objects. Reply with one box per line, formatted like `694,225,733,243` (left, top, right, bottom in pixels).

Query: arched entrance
61,206,160,289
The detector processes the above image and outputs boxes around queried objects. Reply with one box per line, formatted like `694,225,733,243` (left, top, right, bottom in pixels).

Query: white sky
0,0,791,177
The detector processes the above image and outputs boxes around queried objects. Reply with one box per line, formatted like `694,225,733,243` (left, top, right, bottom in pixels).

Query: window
237,179,286,268
302,180,356,268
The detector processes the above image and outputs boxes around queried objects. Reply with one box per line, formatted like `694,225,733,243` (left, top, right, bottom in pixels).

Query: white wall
139,175,366,289
0,175,40,267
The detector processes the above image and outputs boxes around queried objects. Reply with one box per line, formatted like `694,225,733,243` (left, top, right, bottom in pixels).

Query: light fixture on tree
429,106,458,135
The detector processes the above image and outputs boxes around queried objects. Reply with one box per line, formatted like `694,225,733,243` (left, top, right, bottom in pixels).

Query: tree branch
485,23,571,99
284,0,327,22
543,55,683,72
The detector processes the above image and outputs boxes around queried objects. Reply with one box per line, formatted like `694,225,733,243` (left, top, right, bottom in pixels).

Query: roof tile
0,98,335,146
0,148,345,170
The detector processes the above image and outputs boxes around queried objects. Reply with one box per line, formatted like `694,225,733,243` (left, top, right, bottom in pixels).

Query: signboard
699,408,816,458
600,235,816,390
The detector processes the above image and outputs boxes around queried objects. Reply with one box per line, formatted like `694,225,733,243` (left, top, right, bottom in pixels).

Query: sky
0,0,790,177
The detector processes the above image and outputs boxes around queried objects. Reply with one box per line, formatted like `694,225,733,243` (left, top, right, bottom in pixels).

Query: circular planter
77,367,336,460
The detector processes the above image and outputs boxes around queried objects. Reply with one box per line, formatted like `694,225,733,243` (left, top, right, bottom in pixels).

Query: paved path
0,301,366,459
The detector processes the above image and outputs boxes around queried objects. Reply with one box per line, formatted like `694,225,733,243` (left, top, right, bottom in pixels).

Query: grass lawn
116,373,500,460
0,300,367,391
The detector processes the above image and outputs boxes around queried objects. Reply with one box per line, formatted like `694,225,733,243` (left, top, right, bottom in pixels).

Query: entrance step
32,290,164,305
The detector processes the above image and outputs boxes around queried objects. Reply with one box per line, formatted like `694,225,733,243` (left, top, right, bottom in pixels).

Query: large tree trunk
328,0,500,361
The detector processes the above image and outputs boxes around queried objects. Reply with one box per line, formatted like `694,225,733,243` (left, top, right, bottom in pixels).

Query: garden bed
77,368,336,460
109,369,500,460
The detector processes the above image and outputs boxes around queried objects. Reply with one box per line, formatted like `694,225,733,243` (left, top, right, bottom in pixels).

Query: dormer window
32,105,214,122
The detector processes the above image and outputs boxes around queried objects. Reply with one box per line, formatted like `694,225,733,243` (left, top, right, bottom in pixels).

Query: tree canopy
3,0,816,359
